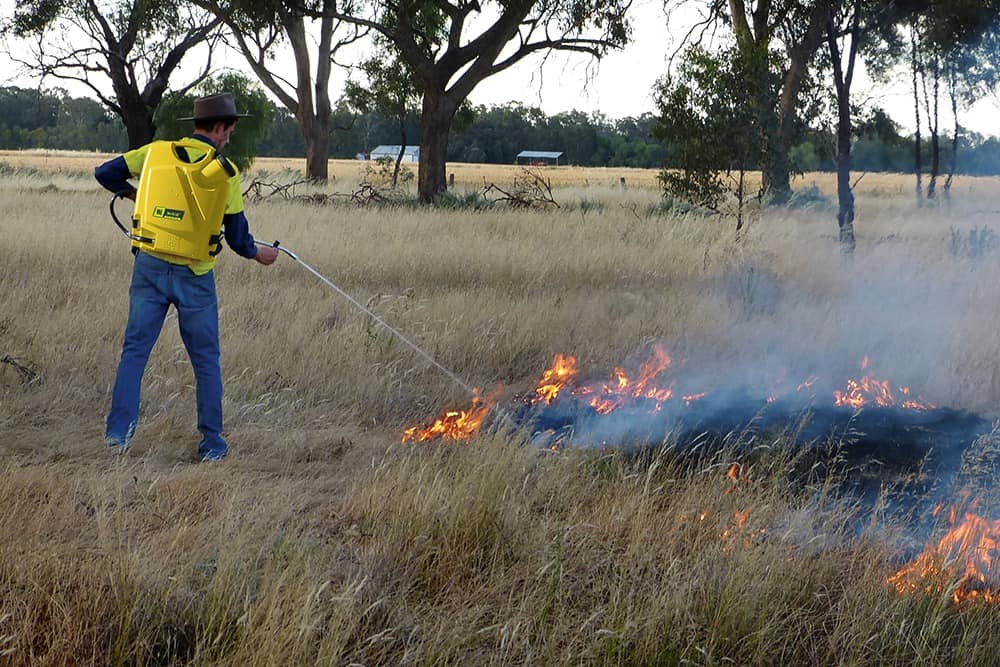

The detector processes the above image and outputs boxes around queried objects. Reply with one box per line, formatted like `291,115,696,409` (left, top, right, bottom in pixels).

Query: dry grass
10,147,1000,197
3,155,1000,664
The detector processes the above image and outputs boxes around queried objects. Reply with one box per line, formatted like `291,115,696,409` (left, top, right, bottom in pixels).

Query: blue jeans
106,252,228,459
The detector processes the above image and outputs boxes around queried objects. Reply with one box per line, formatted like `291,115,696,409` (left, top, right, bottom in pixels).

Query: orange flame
531,354,578,405
720,508,767,544
401,388,499,443
889,511,1000,605
401,350,939,443
833,357,935,410
573,344,676,414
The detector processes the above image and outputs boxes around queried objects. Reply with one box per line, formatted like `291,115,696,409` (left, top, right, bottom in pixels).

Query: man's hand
255,245,279,265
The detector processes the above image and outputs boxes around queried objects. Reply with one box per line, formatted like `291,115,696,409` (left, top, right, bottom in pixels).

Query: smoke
481,240,1000,532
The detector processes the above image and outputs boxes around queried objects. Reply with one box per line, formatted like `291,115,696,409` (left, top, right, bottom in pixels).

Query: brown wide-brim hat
178,93,251,122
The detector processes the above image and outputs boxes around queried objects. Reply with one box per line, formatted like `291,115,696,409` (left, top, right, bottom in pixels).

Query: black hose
109,191,134,238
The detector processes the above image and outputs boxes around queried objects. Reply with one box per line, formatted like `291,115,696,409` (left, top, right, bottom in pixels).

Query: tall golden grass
3,151,1000,664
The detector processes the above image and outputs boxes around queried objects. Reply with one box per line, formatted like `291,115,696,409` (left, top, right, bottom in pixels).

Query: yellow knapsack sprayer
110,138,235,262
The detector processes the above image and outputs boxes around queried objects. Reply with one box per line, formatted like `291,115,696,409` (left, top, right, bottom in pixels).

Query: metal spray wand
255,240,478,398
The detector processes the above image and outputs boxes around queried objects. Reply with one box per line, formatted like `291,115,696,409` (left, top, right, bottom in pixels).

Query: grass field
3,150,1000,664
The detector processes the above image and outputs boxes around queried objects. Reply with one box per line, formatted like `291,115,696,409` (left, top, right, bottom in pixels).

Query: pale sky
1,0,997,137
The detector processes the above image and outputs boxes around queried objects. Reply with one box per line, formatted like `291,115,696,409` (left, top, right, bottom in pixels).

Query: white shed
370,145,420,162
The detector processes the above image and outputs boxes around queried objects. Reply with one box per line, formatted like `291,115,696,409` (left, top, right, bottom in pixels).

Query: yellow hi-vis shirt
123,137,244,275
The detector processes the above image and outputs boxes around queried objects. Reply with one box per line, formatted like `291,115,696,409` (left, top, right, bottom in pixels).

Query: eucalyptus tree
821,0,920,251
194,0,364,181
653,44,779,232
824,0,862,252
666,0,832,203
905,0,1000,200
3,0,224,148
322,0,634,203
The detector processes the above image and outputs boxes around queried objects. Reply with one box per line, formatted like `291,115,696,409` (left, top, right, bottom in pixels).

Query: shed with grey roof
516,150,564,166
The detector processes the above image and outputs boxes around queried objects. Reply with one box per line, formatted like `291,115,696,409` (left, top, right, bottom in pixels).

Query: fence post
449,173,455,188
620,176,627,191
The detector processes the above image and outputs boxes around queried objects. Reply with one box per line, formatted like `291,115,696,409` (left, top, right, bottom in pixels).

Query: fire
531,353,578,405
570,344,676,414
720,510,768,545
888,510,1000,605
401,387,499,443
401,348,939,443
833,356,935,410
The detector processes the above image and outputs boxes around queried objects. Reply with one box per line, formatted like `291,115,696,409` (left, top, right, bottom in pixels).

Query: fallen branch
243,178,313,203
244,177,398,207
1,355,39,386
482,168,559,209
350,183,394,206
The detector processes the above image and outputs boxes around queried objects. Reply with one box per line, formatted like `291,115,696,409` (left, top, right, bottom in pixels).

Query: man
95,92,279,462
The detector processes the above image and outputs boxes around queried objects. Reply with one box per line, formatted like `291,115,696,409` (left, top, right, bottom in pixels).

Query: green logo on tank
153,206,185,221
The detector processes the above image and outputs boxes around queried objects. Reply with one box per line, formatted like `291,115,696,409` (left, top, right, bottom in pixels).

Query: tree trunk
767,1,828,203
835,95,855,252
926,52,940,199
122,105,156,149
310,9,334,183
944,61,958,200
735,163,746,235
393,117,407,188
243,3,333,183
418,93,457,203
728,1,786,202
110,73,155,148
763,132,790,202
297,112,330,182
303,114,330,182
911,20,923,205
827,2,858,254
755,99,779,200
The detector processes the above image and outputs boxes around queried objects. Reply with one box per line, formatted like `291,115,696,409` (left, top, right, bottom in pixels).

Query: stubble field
3,150,1000,665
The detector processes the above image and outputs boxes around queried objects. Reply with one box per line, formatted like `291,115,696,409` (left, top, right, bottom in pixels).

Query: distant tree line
5,0,1000,249
0,87,128,153
4,84,1000,177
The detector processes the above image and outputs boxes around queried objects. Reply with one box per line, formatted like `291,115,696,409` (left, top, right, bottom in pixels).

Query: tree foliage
654,44,781,226
0,86,126,151
194,0,364,181
666,0,831,202
3,0,223,148
155,72,275,171
5,84,1000,180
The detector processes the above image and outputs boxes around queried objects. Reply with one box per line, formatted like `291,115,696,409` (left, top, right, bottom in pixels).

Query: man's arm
221,171,276,265
222,212,277,265
94,156,137,198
